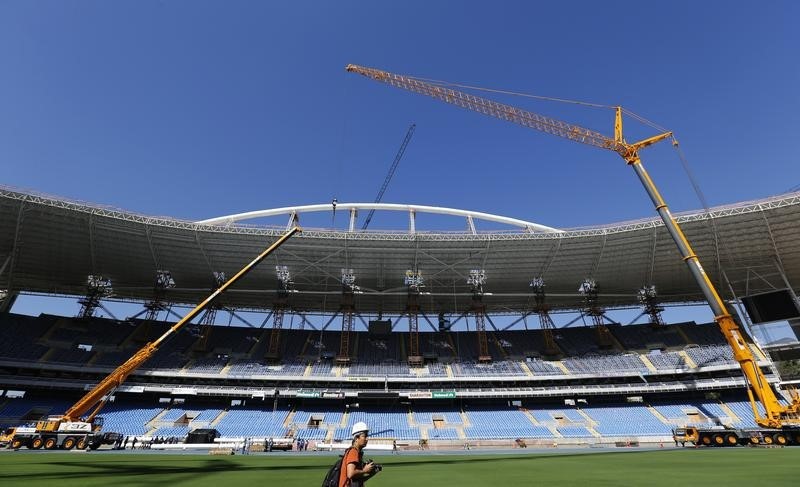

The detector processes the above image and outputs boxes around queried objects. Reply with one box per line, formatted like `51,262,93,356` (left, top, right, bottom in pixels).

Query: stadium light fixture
341,268,360,292
155,270,176,289
87,275,113,297
404,269,424,291
468,269,486,294
577,278,597,295
529,277,545,293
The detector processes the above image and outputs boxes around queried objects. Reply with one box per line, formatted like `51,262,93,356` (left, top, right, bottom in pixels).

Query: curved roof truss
196,202,562,234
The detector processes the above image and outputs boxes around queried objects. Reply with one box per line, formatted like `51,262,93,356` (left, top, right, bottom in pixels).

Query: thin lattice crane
362,124,416,230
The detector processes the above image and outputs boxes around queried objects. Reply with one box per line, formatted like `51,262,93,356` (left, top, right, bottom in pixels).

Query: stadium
2,5,800,485
2,184,800,457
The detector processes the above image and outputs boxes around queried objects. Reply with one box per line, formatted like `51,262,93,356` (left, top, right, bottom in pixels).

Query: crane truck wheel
713,434,724,446
701,435,712,446
31,437,44,449
63,437,76,450
44,437,57,450
725,433,738,446
774,433,787,445
11,438,24,449
76,438,88,450
763,435,774,445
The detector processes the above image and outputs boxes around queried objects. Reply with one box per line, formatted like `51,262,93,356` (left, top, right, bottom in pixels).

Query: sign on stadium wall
407,391,433,399
432,391,456,399
296,391,321,398
322,392,345,399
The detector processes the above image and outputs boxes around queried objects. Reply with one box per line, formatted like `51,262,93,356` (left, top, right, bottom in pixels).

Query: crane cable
416,73,734,309
396,71,749,327
671,137,731,302
409,75,675,137
410,75,613,109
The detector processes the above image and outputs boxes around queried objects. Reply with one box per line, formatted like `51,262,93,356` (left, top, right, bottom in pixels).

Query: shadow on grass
3,449,678,483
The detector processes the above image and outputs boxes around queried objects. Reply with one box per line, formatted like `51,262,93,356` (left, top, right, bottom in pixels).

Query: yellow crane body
12,227,300,450
347,64,800,438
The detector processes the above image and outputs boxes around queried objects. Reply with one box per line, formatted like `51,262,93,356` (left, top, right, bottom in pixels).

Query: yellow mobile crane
346,64,800,446
10,227,299,450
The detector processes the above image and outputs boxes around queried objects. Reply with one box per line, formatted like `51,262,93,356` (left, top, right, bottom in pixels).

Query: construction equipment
362,123,416,230
346,64,800,444
9,227,299,450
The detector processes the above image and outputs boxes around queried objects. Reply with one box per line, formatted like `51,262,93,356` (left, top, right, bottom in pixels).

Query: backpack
322,447,352,487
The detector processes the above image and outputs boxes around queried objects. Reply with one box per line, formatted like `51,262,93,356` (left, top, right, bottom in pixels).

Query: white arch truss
195,202,562,234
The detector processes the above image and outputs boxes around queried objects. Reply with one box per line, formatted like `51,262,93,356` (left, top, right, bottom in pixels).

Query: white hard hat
351,422,369,437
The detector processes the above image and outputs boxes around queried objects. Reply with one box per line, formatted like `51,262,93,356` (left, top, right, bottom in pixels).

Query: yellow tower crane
346,64,800,443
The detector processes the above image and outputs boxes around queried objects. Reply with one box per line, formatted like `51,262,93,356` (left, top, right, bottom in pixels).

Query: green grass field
0,448,797,486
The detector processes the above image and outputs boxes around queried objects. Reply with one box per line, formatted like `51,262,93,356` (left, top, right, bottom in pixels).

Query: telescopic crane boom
54,227,299,425
346,64,800,430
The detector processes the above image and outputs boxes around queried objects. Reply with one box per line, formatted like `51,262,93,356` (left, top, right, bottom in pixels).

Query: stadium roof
2,186,799,315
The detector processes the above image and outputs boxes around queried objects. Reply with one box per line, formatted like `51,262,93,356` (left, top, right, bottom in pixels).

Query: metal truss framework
2,186,800,320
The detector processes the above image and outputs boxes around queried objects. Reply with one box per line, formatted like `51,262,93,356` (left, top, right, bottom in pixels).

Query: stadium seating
214,407,291,437
463,406,553,439
580,404,668,436
0,312,771,445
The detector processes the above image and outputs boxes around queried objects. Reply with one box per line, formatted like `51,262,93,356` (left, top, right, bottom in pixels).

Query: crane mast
346,64,800,429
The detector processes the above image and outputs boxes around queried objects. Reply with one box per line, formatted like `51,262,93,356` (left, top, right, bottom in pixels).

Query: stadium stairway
574,409,601,437
446,365,454,378
678,350,697,368
646,405,672,426
717,401,741,424
219,361,234,376
518,362,534,377
39,317,64,342
638,354,659,372
297,332,314,357
610,333,626,352
210,410,227,427
492,335,509,360
674,326,693,345
459,410,471,427
245,330,271,358
38,348,57,363
553,361,572,375
750,344,768,361
303,363,313,377
283,409,297,428
521,408,561,438
145,408,172,432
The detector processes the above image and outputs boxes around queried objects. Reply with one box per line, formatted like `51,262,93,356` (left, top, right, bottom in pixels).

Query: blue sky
1,1,798,341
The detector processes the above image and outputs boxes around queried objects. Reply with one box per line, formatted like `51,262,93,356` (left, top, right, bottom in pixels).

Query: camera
367,460,383,472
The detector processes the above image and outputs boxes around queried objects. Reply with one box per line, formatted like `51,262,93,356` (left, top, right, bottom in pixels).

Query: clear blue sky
1,1,798,341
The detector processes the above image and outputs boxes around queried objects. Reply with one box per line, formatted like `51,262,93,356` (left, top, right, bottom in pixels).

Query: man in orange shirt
339,422,379,487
